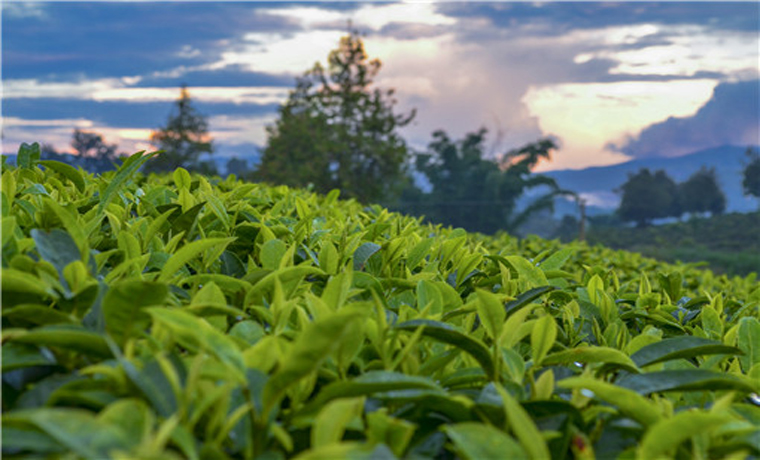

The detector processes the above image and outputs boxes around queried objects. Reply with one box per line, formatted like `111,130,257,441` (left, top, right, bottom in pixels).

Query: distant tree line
616,150,760,227
31,30,760,237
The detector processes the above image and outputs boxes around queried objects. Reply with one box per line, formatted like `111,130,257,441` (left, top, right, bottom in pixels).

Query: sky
2,1,759,171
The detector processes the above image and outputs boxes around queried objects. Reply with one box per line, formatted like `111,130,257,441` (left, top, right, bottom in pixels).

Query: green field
2,150,759,459
588,212,760,277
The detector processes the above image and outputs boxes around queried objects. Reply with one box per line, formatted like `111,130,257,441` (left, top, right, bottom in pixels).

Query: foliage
399,129,567,234
588,211,760,276
71,129,119,161
678,166,726,216
147,85,213,173
618,168,679,227
2,147,759,460
256,30,415,203
743,147,760,202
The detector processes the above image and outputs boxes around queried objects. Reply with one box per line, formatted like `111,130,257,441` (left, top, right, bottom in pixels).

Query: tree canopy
402,128,566,234
147,85,213,173
743,147,760,202
678,167,726,216
617,168,679,227
256,30,415,203
71,129,119,161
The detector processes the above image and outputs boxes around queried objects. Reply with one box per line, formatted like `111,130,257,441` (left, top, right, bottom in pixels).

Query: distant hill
542,145,759,217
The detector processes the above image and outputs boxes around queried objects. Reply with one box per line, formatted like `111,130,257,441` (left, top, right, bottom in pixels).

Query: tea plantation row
2,148,759,459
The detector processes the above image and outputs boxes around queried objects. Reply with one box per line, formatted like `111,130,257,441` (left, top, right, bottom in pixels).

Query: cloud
611,79,760,159
524,79,717,169
3,78,288,105
435,3,760,35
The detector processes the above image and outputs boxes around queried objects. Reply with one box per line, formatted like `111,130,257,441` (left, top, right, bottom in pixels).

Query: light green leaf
476,289,505,341
263,311,364,414
542,346,639,373
312,397,365,447
638,412,732,459
558,377,661,426
531,315,557,366
494,383,550,460
417,280,443,316
147,308,245,381
157,237,235,282
738,317,760,372
260,239,288,270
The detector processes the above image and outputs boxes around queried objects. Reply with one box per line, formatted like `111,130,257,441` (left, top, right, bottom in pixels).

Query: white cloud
177,45,201,59
208,114,278,146
524,79,717,170
2,2,46,19
578,26,760,77
259,3,455,31
2,78,288,105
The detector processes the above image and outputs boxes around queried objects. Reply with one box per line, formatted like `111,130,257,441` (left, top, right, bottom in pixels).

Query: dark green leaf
39,161,85,192
445,423,528,460
617,369,757,395
395,319,495,379
31,229,81,276
353,242,381,271
1,342,56,372
12,325,111,358
505,286,555,314
103,280,168,345
630,336,742,368
18,142,41,169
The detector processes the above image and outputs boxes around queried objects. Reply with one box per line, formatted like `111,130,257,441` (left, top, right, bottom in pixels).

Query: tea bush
2,146,759,459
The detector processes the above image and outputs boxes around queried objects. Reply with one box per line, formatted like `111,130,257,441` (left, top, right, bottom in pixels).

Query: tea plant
2,144,759,459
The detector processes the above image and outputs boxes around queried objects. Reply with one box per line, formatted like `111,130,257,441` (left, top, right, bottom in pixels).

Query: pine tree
256,30,415,203
146,85,213,173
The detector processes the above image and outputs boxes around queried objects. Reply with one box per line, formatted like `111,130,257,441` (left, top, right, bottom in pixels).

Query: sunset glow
3,2,758,172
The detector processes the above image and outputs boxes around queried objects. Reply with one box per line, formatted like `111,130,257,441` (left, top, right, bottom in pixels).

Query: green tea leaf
300,371,443,416
353,242,381,271
476,289,505,341
263,311,364,414
158,237,235,282
261,239,288,270
558,377,661,426
407,238,434,270
494,383,550,460
31,229,81,276
312,397,365,447
4,408,131,459
147,308,245,381
542,346,639,373
505,286,554,314
539,247,574,271
506,256,548,287
2,342,56,372
39,160,85,193
737,317,760,372
417,280,443,316
630,336,742,368
103,280,168,345
638,412,732,459
617,369,757,395
395,319,495,379
97,150,155,214
531,315,557,366
445,423,528,460
12,325,111,358
18,142,41,168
